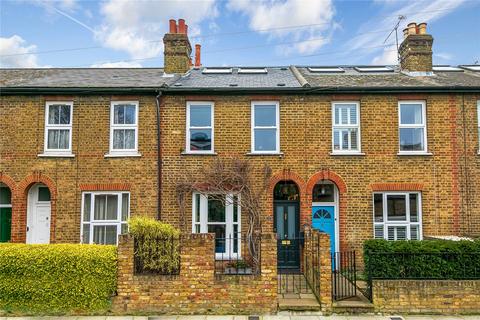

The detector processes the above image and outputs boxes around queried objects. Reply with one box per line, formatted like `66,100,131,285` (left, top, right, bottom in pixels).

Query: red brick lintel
79,183,131,191
370,183,424,192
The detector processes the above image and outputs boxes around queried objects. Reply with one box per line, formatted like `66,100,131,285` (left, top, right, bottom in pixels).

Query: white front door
27,184,51,244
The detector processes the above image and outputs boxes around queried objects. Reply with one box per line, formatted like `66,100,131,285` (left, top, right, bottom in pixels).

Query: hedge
364,239,480,279
0,243,117,314
129,216,180,274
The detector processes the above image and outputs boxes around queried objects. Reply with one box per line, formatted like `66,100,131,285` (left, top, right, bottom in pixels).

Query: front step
278,297,321,311
332,297,375,314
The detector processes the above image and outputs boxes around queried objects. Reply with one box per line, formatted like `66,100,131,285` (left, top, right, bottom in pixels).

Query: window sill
330,152,365,156
104,153,142,158
181,151,218,156
38,153,75,158
397,152,433,156
246,152,284,156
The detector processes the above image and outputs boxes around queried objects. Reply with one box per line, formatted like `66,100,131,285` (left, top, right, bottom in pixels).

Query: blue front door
312,206,335,254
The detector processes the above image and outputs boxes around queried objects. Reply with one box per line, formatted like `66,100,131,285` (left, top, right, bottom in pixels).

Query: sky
0,0,479,68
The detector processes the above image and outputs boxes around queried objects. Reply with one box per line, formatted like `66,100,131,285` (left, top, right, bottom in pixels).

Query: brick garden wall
373,279,480,314
0,95,159,243
113,233,278,314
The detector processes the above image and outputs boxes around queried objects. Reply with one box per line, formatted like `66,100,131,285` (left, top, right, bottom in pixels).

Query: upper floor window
373,192,422,241
44,102,73,155
186,102,214,153
81,191,129,245
109,101,139,156
398,101,427,153
251,101,280,153
332,102,360,153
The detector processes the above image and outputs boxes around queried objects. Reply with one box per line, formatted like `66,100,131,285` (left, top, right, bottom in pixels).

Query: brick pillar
260,233,278,312
319,232,332,312
113,234,135,313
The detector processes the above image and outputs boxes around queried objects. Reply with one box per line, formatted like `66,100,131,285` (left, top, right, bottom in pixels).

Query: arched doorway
311,181,339,254
0,183,12,242
273,180,300,270
26,183,51,244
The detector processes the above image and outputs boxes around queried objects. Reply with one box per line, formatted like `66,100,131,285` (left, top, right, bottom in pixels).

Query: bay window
373,192,422,240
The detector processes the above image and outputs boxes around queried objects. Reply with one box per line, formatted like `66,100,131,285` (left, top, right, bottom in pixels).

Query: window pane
106,195,118,220
58,130,69,149
400,128,424,151
333,130,340,150
113,129,124,149
410,194,418,222
410,225,420,240
350,128,358,150
254,128,276,151
121,223,128,234
233,224,238,254
48,105,59,124
340,107,348,125
83,194,91,221
334,107,340,125
400,104,423,124
121,194,129,221
93,225,117,245
38,187,50,201
114,105,125,124
60,105,71,124
190,129,212,151
349,105,357,125
208,224,226,253
124,105,136,124
208,196,225,222
124,129,135,149
233,195,238,223
387,195,407,221
0,187,11,205
312,184,334,202
374,194,383,222
94,195,106,220
190,105,211,127
48,129,69,149
82,224,90,243
254,105,276,127
374,225,384,239
195,194,200,223
195,224,200,233
342,130,349,149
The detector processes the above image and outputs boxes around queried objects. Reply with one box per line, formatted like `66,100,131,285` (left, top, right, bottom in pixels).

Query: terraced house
1,19,479,311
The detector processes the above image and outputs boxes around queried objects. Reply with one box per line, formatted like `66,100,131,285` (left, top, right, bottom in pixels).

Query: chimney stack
194,44,201,68
163,18,192,74
399,22,433,72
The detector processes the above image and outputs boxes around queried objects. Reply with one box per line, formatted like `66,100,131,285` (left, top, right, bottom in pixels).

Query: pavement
2,315,480,320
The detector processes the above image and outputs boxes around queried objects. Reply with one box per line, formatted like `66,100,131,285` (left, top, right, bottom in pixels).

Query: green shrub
0,243,117,315
364,239,480,279
128,216,180,274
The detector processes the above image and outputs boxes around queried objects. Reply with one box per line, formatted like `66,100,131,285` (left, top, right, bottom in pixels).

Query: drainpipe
155,90,163,220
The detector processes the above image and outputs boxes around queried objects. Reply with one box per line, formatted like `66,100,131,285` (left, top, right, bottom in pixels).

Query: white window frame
107,101,140,157
186,101,215,154
43,101,73,156
372,192,423,241
331,101,361,154
80,191,130,245
192,193,241,259
0,184,12,209
477,101,480,154
251,101,280,154
398,101,428,155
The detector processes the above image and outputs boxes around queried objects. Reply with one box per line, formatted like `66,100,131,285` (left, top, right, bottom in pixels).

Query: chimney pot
407,22,417,35
195,44,201,68
178,19,186,34
418,22,427,35
185,24,188,35
403,28,409,38
169,19,177,33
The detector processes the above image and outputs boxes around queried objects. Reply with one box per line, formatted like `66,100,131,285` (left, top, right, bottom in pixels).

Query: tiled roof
0,68,176,88
296,66,480,89
170,67,302,89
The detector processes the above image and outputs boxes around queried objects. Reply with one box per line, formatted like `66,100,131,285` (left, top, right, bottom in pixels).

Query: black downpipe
155,90,163,220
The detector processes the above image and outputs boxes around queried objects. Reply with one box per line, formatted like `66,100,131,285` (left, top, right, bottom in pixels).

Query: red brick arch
306,170,348,252
265,169,308,232
11,172,57,243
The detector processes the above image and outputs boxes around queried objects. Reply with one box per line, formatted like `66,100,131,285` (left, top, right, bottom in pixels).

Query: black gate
331,251,357,301
277,236,310,294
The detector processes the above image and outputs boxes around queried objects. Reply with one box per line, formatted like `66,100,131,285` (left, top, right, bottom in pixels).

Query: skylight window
460,65,480,71
238,68,267,74
308,67,345,73
354,66,394,73
202,68,232,74
432,66,464,72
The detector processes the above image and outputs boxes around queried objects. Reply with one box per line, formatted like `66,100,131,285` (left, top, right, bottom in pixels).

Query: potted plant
224,260,253,274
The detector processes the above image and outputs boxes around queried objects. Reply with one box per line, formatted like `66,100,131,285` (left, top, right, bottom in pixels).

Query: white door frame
312,180,340,253
26,184,51,244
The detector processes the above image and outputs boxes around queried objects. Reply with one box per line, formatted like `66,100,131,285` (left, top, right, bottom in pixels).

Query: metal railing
134,235,181,275
331,251,357,301
303,232,321,298
214,233,261,276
